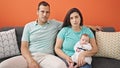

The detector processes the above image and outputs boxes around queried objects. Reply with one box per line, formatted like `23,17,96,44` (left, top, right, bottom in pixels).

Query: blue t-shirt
22,19,62,54
57,26,94,56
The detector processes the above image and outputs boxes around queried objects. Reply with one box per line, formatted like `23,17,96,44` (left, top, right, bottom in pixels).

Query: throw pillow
0,29,20,59
95,32,120,60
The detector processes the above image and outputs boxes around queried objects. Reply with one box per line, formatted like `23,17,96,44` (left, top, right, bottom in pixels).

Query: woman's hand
28,59,40,68
77,52,86,67
65,56,74,67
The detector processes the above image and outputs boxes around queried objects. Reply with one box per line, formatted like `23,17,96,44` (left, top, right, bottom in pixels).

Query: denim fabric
59,56,91,68
80,63,91,68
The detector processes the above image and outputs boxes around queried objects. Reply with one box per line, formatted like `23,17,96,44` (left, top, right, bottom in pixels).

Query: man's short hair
38,1,50,10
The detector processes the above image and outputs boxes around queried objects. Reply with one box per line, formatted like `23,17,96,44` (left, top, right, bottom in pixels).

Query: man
0,1,101,68
0,1,67,68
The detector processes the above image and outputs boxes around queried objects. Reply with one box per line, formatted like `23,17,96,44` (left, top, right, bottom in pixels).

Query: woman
55,8,98,68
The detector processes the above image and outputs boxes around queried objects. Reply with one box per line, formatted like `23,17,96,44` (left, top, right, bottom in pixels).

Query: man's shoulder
48,19,62,24
25,21,36,26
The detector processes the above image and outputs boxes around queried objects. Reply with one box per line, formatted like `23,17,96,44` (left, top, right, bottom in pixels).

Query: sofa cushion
0,27,24,52
0,29,20,59
95,32,120,60
92,57,120,68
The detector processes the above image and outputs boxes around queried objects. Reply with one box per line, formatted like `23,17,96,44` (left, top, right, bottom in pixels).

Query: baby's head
80,34,90,44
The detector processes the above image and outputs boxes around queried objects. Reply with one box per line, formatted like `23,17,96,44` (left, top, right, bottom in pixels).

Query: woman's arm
83,38,98,56
77,38,98,67
55,37,73,65
55,38,69,60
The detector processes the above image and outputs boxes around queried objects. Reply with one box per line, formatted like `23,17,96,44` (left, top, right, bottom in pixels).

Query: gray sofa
0,26,120,68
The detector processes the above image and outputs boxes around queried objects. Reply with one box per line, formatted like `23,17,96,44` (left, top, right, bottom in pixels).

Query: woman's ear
37,11,39,15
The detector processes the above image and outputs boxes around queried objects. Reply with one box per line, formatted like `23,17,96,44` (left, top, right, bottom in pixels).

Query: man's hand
86,25,103,31
91,26,103,31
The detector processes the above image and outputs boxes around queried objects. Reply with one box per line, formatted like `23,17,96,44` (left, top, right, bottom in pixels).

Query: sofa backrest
91,27,115,36
0,26,115,53
102,27,115,32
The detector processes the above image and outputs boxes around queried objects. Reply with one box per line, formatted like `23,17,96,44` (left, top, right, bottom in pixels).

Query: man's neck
37,20,47,25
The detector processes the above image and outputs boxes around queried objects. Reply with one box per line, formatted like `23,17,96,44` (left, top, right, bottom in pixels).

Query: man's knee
0,56,27,68
53,59,67,68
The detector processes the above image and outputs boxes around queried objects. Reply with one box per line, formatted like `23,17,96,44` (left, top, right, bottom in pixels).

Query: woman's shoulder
59,27,71,34
82,26,91,31
61,27,71,30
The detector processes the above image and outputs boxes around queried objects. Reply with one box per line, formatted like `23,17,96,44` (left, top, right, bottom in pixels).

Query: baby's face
80,35,89,44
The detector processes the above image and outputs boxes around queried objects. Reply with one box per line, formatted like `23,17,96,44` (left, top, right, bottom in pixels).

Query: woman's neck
72,26,81,32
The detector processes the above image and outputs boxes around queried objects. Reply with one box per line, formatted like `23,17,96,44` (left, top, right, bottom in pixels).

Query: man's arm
21,41,40,68
21,41,33,63
85,25,103,31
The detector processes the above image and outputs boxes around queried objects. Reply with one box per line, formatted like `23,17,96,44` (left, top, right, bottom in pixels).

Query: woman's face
70,12,81,27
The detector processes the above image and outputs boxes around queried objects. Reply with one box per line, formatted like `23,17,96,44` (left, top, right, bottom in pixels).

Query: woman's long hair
62,8,83,28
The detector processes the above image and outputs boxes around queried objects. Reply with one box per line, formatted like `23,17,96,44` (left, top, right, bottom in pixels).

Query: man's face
37,5,50,24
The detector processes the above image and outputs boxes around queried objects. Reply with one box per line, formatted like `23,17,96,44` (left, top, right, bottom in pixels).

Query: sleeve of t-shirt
21,24,30,42
52,19,63,30
57,27,67,40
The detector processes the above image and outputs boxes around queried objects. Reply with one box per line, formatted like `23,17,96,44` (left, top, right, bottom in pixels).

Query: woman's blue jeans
58,57,91,68
80,63,92,68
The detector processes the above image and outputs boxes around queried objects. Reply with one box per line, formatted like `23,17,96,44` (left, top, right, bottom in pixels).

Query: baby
70,34,92,68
